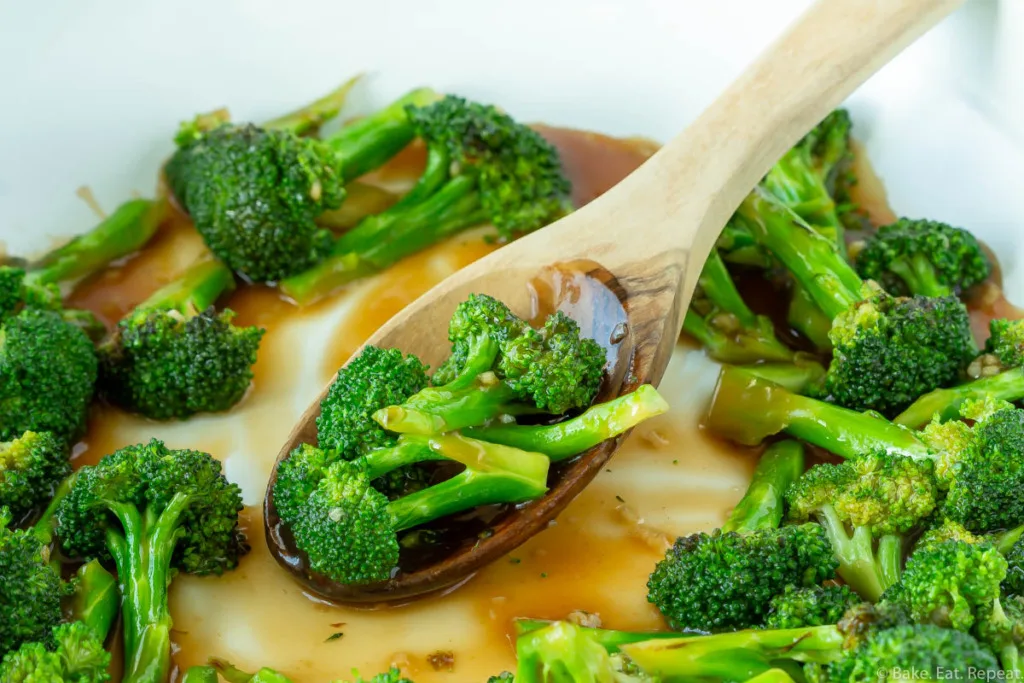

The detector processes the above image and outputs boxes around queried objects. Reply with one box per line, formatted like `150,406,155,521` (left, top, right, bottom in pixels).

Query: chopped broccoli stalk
376,295,604,434
787,285,834,350
706,366,933,459
55,440,247,683
210,658,294,683
69,559,120,643
263,75,361,136
325,88,440,183
463,384,668,461
739,187,975,415
895,318,1024,428
730,358,826,395
786,453,938,600
0,307,98,443
286,434,549,585
182,666,221,683
647,441,838,632
514,620,662,683
0,431,69,521
280,95,573,305
0,507,67,658
765,585,862,629
684,250,794,363
26,198,167,286
0,621,111,683
855,218,991,298
98,258,264,420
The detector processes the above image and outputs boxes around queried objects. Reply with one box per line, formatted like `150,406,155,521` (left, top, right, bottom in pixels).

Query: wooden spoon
265,0,963,605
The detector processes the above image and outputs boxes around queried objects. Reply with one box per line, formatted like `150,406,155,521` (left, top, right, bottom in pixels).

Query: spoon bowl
265,0,963,605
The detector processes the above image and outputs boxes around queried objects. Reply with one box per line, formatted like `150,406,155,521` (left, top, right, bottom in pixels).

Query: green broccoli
0,306,98,443
375,294,605,435
280,96,573,305
709,368,1024,534
885,539,1022,673
738,187,975,415
0,507,67,658
196,658,416,683
683,249,795,363
514,620,658,683
98,257,264,420
854,218,990,298
0,431,68,521
277,434,549,585
55,440,247,683
895,318,1024,428
0,621,111,683
765,585,862,629
463,384,669,460
26,198,167,287
785,453,938,600
614,622,996,682
728,358,827,395
167,89,438,282
647,440,838,632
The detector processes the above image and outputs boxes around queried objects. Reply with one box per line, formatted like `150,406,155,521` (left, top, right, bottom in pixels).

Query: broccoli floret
317,346,430,457
885,538,1023,672
917,519,981,551
786,453,938,600
940,407,1024,533
0,621,111,683
894,318,1024,428
683,250,795,364
282,434,549,585
855,218,990,298
280,96,573,305
0,431,68,521
98,258,264,420
647,441,838,631
738,187,975,415
463,384,668,461
55,440,246,683
823,624,999,682
375,295,605,435
0,308,98,443
0,507,68,658
486,673,514,683
1004,536,1024,597
765,585,862,629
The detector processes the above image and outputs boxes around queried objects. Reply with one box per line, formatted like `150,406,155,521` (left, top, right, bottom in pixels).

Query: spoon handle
557,0,963,295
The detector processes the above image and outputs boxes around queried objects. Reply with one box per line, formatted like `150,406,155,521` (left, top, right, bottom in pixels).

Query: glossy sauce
62,126,1012,682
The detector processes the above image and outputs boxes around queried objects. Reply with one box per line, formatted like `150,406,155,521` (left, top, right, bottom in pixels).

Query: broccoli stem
387,434,550,530
619,626,844,680
737,188,862,321
685,250,794,363
69,559,120,642
722,440,804,534
263,74,361,136
138,258,235,315
26,199,167,286
787,285,834,350
181,667,220,683
996,524,1024,554
210,659,294,683
361,435,447,480
279,174,485,306
893,367,1024,428
314,181,399,231
325,88,439,183
733,359,826,394
462,385,668,461
375,370,525,436
817,505,896,601
888,253,952,298
106,493,193,683
706,366,932,459
513,618,679,648
32,472,75,548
